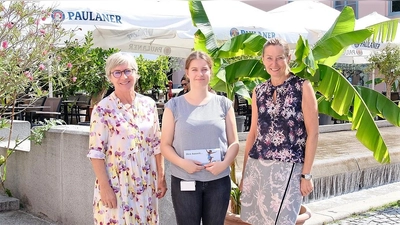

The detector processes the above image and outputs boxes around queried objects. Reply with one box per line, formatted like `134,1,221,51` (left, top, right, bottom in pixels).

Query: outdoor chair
61,95,81,124
24,97,47,122
31,97,62,124
70,94,91,124
236,95,252,131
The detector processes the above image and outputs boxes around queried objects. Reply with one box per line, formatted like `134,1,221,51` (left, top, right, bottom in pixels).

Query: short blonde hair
105,52,139,81
262,38,290,57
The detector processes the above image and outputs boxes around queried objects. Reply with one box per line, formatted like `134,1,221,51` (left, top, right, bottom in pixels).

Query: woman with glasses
161,51,239,225
87,52,167,224
177,75,190,96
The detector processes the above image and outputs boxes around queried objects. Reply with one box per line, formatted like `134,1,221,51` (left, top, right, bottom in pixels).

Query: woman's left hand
157,177,168,199
300,179,314,196
204,161,228,175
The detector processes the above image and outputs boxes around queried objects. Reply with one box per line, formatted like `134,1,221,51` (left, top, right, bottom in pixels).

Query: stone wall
1,125,175,225
1,120,398,224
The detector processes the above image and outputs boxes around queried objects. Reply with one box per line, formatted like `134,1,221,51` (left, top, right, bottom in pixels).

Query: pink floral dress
88,92,161,225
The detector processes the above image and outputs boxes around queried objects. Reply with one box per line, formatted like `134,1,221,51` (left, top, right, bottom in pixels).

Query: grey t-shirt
165,94,233,182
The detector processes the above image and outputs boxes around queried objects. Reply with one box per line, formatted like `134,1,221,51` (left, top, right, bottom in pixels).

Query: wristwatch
301,174,313,180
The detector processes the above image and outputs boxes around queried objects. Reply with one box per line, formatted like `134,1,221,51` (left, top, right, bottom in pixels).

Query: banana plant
189,1,400,164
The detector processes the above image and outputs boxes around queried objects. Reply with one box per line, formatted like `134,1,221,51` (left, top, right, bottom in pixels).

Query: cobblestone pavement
328,205,400,225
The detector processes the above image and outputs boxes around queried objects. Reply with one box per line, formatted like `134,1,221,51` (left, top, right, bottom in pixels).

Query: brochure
183,148,222,165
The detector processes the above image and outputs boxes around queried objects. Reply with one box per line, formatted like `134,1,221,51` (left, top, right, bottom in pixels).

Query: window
334,1,358,18
389,1,400,16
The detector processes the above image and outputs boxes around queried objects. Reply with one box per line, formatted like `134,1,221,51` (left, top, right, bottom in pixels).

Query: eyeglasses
181,83,188,86
111,69,135,78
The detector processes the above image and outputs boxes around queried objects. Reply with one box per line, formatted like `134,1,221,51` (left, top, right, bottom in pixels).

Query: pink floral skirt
240,158,303,225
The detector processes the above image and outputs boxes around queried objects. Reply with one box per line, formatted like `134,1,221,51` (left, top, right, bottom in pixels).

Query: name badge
180,181,196,191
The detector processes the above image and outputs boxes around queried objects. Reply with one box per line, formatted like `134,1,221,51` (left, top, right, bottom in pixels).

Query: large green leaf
366,19,399,42
318,65,389,163
215,33,266,58
212,59,269,101
292,36,317,75
312,29,372,64
318,6,356,43
317,96,351,121
223,59,269,83
193,30,208,53
354,86,400,125
189,1,218,54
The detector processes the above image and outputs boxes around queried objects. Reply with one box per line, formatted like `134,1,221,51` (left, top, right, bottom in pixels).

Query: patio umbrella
40,1,309,58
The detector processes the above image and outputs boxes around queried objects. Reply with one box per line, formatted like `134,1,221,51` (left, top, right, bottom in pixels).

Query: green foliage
0,149,14,196
135,55,170,94
230,182,241,214
367,44,400,97
0,1,76,113
0,1,78,196
189,1,400,166
30,119,64,145
58,32,119,103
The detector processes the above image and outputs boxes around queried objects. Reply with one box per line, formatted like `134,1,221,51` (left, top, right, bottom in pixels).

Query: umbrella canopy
263,1,341,32
338,12,392,64
336,46,373,64
355,11,390,30
40,1,308,58
261,1,341,46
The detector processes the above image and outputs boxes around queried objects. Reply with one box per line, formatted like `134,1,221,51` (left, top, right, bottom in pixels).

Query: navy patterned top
248,74,307,163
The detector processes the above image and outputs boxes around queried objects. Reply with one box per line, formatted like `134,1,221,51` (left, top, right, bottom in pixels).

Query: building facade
245,1,397,19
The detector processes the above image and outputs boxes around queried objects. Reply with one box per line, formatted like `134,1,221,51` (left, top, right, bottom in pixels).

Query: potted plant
367,44,400,101
135,54,170,97
188,1,400,223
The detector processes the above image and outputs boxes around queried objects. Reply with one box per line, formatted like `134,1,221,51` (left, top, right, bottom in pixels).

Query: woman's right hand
181,159,204,174
100,184,117,209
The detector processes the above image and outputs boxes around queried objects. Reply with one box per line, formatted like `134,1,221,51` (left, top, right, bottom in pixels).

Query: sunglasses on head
111,69,135,78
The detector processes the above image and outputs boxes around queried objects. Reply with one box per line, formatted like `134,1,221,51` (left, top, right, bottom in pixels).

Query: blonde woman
240,38,319,225
88,52,167,224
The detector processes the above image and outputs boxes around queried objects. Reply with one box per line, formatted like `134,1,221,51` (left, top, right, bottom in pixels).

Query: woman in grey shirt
161,51,239,225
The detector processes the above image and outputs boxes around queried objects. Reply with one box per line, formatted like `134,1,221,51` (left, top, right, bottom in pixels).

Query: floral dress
88,92,161,225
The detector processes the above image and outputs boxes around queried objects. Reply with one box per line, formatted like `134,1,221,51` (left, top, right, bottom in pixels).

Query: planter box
224,212,250,225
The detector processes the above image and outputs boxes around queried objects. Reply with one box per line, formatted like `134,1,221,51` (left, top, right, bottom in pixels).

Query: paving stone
327,206,400,224
0,195,19,212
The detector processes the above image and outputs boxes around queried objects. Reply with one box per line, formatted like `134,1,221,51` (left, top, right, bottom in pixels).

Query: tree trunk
386,82,392,99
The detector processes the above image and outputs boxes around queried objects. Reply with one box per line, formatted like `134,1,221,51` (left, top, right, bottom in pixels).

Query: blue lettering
109,15,115,23
67,12,74,20
354,41,381,49
102,14,109,22
66,11,122,24
240,30,276,38
75,12,82,20
115,15,121,24
95,13,103,21
81,11,88,20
